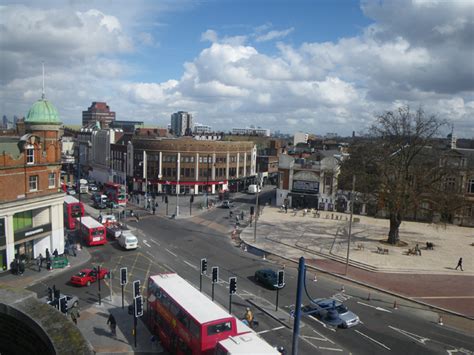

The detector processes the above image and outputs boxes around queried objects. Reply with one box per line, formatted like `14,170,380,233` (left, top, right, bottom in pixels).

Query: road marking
165,248,177,257
357,301,392,313
413,296,474,299
143,240,151,248
183,260,199,270
312,317,336,332
447,348,474,354
257,326,285,335
388,326,430,345
318,347,343,352
150,239,160,246
354,329,391,351
312,329,335,344
164,264,176,272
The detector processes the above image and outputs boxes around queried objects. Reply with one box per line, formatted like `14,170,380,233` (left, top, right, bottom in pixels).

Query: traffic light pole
292,257,305,355
134,314,137,348
200,273,203,292
121,285,124,309
276,287,280,311
229,294,232,314
212,282,215,301
98,265,102,306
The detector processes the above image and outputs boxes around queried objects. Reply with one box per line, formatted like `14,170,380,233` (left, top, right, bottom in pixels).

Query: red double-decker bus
148,273,242,354
78,216,106,246
64,195,84,230
103,182,127,206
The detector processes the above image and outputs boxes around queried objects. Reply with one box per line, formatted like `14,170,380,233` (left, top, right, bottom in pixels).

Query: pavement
239,206,474,319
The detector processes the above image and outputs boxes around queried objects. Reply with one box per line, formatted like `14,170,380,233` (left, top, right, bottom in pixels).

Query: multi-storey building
231,127,270,137
193,123,212,134
82,102,116,128
171,111,193,137
0,94,64,272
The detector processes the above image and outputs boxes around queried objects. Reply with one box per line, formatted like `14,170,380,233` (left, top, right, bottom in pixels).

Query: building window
468,179,474,194
48,173,56,188
13,211,33,232
444,177,456,192
29,175,38,191
26,145,34,164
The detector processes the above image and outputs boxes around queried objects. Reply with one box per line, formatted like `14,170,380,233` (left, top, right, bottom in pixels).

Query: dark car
89,184,98,192
254,269,282,290
94,201,107,209
222,200,232,208
302,299,360,328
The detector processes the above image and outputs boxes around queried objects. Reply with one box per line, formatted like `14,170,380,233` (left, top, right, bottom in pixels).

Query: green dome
26,99,61,125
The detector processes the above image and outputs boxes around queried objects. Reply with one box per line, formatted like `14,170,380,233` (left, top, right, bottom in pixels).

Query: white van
118,230,138,250
248,184,261,194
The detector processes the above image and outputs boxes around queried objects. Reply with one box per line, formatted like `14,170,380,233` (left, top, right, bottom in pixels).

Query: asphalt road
28,189,474,354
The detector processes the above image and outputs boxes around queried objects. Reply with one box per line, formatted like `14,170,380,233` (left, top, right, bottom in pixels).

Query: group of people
35,248,60,272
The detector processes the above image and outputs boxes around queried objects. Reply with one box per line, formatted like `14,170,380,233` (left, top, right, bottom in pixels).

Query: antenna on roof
41,62,45,100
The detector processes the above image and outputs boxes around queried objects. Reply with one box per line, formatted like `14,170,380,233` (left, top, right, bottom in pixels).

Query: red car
70,267,109,287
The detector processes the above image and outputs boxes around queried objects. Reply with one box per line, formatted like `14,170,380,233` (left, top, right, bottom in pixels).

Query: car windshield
77,271,87,277
335,304,348,313
126,237,137,243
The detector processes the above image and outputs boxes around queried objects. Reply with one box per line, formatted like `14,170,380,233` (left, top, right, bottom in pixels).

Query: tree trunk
387,212,402,245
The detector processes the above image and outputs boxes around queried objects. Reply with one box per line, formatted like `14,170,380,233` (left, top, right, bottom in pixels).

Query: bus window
207,322,232,336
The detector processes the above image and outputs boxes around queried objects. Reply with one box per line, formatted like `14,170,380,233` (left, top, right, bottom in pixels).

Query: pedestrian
53,248,59,258
415,244,421,256
45,248,50,260
107,313,117,336
46,258,52,271
36,254,42,272
72,243,77,257
152,206,156,215
70,306,80,325
284,204,288,213
455,257,464,271
241,210,244,220
244,307,254,328
18,260,25,275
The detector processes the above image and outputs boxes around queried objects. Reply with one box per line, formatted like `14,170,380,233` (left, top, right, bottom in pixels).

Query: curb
241,240,474,321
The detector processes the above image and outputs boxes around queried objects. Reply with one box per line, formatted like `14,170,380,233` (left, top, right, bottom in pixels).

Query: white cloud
255,27,294,42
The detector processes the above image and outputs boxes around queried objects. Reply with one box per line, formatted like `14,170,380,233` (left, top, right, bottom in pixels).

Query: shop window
48,173,56,188
29,175,38,191
13,211,33,232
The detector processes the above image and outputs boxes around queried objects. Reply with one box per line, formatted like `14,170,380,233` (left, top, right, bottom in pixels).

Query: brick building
82,102,116,128
0,95,64,272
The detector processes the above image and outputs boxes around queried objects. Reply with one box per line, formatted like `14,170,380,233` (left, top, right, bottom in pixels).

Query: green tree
339,106,448,245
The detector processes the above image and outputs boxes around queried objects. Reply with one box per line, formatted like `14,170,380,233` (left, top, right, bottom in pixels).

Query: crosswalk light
133,280,140,298
229,277,237,294
120,267,128,286
59,296,68,314
134,296,143,317
201,258,207,275
278,270,285,288
212,266,219,283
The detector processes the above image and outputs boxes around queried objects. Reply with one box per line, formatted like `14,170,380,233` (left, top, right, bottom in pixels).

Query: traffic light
229,277,237,294
47,287,53,301
134,296,143,317
59,296,68,314
250,206,255,216
165,196,168,204
212,266,219,283
190,195,194,203
201,258,207,275
277,270,285,288
120,267,128,286
133,280,140,298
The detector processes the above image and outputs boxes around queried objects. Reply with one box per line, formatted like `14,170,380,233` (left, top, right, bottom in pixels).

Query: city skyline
1,0,473,137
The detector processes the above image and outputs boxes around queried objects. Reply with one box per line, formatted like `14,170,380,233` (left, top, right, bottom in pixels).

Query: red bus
64,195,84,230
148,273,240,355
103,182,127,206
216,332,279,354
78,216,106,246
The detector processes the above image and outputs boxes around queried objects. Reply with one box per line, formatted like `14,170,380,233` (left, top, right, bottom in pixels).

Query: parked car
70,267,109,287
118,230,138,250
41,293,79,309
106,224,122,239
254,269,282,290
302,299,360,328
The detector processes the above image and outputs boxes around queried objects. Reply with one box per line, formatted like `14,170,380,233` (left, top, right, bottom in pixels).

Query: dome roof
26,99,61,125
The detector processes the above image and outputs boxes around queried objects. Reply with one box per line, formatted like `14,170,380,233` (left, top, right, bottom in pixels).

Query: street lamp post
206,154,210,208
345,175,356,275
176,153,180,217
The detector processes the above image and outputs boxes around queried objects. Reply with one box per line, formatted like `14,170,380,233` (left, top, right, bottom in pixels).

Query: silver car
41,293,79,310
302,298,360,328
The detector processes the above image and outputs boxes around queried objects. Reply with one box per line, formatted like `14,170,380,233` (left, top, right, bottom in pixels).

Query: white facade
89,128,123,184
193,123,212,134
293,132,308,146
232,127,270,137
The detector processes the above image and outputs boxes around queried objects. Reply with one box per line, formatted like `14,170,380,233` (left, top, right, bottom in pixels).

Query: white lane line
257,326,285,335
312,317,336,332
183,260,199,270
357,301,392,313
313,329,335,344
143,240,151,248
318,347,343,352
354,329,391,351
150,239,160,246
165,248,177,257
388,326,430,345
164,264,176,272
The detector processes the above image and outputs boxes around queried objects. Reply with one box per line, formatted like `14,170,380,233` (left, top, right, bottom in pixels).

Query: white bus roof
217,332,279,354
150,273,232,325
64,195,80,205
78,216,104,229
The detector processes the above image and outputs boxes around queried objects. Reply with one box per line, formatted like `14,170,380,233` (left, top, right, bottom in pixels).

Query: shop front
13,223,52,263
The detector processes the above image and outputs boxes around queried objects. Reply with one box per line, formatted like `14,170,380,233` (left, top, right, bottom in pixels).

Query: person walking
244,307,254,328
152,206,156,215
18,259,25,275
53,249,59,258
455,257,464,271
36,254,42,272
70,306,80,325
107,313,117,336
45,248,50,261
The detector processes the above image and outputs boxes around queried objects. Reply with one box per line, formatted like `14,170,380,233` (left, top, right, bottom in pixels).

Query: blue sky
1,0,473,137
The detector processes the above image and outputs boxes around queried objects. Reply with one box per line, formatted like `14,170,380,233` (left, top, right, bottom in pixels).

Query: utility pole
253,172,261,243
176,152,180,217
206,154,210,208
345,175,356,275
292,257,305,355
143,150,148,209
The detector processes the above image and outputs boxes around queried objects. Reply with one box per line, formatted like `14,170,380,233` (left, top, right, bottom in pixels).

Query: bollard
340,285,345,293
244,244,248,252
367,292,371,301
262,253,266,261
313,274,318,282
393,300,398,309
438,315,443,326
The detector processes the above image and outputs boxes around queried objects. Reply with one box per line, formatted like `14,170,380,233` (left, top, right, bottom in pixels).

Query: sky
1,0,473,137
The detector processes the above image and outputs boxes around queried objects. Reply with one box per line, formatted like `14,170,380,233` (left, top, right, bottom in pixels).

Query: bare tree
339,106,448,245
